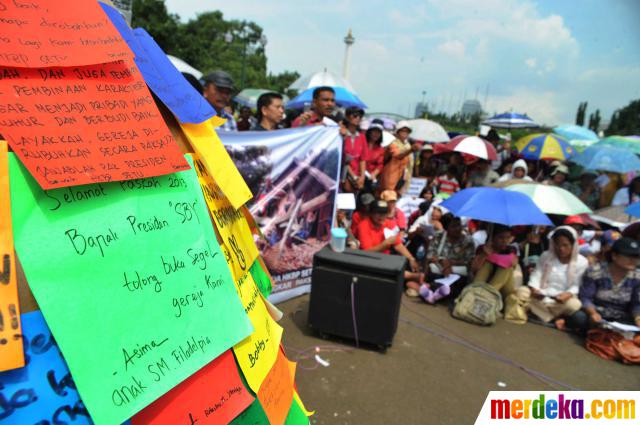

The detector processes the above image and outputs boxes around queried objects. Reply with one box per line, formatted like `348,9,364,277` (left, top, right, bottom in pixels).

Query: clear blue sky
164,0,640,126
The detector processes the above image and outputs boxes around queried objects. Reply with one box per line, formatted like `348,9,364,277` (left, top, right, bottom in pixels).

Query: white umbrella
404,119,450,143
381,131,396,147
288,70,356,93
505,183,592,216
167,55,203,79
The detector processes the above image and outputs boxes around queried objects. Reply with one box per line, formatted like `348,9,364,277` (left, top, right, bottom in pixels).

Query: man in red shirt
292,86,336,127
357,200,418,272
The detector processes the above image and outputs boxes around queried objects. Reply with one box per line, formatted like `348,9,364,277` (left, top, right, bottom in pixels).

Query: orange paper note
0,0,132,68
0,61,189,189
131,350,254,425
0,140,24,371
257,349,295,425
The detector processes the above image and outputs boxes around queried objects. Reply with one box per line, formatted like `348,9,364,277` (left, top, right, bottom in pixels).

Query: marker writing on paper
172,290,205,318
186,241,216,271
43,184,107,211
64,227,119,257
111,375,147,407
170,335,212,366
122,271,163,293
121,337,169,371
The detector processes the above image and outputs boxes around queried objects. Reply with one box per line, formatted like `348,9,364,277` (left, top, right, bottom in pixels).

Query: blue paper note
0,311,133,424
100,3,215,124
0,311,91,424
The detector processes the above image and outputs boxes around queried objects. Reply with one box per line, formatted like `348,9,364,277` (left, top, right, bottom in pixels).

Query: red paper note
131,350,254,425
257,349,295,425
0,61,189,189
0,0,132,68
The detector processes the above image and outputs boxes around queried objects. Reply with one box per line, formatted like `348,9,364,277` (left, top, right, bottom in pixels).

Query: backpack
452,282,503,326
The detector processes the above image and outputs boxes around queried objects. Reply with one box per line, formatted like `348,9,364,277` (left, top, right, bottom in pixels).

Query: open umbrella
594,135,640,155
625,202,640,218
440,135,497,160
553,125,598,142
440,187,552,226
515,133,574,160
286,86,366,109
287,70,356,93
404,119,450,142
505,183,592,216
167,55,203,79
234,88,288,108
572,145,640,174
361,117,397,131
483,112,538,129
569,139,597,153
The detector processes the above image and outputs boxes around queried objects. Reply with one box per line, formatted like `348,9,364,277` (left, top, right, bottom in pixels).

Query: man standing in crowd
202,70,237,131
236,106,256,131
292,86,336,127
253,92,285,131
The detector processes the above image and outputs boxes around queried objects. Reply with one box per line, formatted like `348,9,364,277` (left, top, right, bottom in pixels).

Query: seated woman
470,224,521,299
406,202,445,255
419,214,475,304
568,237,640,332
527,226,589,329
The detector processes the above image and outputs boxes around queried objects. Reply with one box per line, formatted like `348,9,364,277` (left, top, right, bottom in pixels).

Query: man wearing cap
546,164,572,190
570,237,640,331
380,121,419,194
356,200,419,272
292,86,336,127
202,70,237,131
341,106,367,191
380,190,407,234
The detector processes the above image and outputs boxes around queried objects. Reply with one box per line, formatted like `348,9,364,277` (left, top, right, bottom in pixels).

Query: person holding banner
253,92,285,131
292,86,336,127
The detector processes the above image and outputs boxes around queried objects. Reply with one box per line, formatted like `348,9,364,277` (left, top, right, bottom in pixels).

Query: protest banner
0,141,24,372
0,0,131,68
218,126,342,303
8,154,253,425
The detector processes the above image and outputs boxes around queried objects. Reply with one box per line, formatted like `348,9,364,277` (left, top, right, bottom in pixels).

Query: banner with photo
219,126,342,303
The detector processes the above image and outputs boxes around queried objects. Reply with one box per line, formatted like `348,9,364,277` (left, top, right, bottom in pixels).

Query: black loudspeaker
308,246,407,351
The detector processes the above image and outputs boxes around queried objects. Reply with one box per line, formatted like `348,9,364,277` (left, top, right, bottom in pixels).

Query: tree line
575,99,639,136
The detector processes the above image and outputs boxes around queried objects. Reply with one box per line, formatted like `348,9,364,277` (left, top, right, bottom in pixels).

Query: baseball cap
372,200,389,214
612,237,640,257
380,190,398,202
202,70,235,90
551,164,570,176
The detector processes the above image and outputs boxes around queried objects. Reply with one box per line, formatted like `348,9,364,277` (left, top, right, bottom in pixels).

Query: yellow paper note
190,154,259,281
181,117,253,209
0,140,24,371
293,391,315,417
233,272,283,393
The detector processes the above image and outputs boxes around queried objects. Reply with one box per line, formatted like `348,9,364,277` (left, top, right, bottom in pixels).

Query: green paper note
250,260,272,298
285,398,309,425
230,399,269,424
8,154,253,425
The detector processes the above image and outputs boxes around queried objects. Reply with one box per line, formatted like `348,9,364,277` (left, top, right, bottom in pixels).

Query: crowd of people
199,69,640,339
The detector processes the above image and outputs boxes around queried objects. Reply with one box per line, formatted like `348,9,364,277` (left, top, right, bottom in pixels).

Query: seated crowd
336,116,640,336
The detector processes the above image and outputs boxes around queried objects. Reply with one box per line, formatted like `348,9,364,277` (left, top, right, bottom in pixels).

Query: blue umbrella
286,86,367,109
625,202,640,218
440,187,552,226
483,112,538,129
553,124,598,142
572,145,640,174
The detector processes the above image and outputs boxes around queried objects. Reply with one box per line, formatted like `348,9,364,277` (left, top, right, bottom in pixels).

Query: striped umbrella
515,133,574,160
441,135,498,160
594,135,640,155
483,112,538,129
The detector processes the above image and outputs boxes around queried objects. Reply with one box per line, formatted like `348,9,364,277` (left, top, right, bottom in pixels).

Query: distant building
414,102,429,118
461,99,482,117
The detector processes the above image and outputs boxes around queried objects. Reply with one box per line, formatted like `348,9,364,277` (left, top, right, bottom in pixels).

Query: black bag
308,246,407,351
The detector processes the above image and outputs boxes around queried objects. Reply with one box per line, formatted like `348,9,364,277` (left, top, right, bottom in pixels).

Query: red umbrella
438,135,498,160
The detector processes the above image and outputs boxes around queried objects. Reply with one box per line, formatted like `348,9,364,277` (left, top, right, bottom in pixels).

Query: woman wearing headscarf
527,226,589,329
497,159,532,182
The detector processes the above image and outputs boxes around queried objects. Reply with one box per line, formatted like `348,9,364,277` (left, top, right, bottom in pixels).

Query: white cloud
487,88,563,126
525,58,537,69
436,40,466,60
